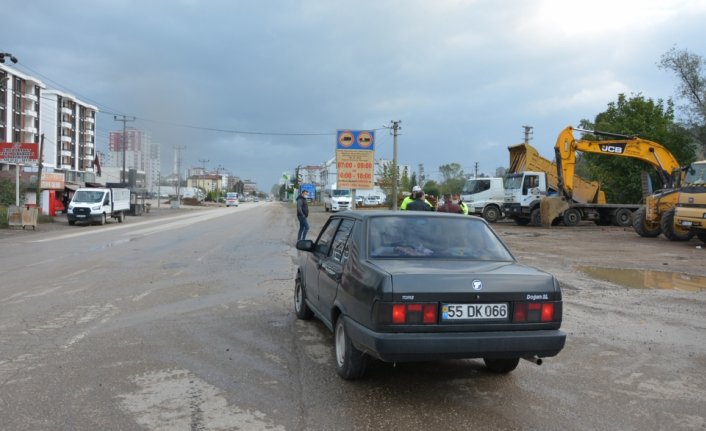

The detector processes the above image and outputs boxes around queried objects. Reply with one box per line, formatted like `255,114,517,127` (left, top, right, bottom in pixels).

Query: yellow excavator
673,161,706,244
548,126,694,241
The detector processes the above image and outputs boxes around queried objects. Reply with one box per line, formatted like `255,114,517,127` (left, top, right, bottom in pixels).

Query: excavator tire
697,232,706,244
632,207,661,238
660,208,696,241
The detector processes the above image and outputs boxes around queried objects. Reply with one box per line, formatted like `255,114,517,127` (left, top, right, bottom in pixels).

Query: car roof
330,211,487,223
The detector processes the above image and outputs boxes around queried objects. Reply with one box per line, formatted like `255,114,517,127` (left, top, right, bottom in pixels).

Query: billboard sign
336,130,375,189
0,142,40,163
300,183,316,200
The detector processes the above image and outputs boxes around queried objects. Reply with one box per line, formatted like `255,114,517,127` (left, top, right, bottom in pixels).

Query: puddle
577,266,706,292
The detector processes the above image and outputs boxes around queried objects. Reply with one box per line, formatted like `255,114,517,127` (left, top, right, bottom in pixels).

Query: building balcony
61,107,73,115
60,135,73,143
23,109,38,118
83,117,95,124
22,126,37,134
22,93,38,102
81,129,94,136
61,150,72,157
61,121,73,129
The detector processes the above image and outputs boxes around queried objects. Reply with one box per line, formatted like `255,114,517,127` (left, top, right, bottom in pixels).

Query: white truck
67,187,131,225
461,177,505,222
323,183,351,212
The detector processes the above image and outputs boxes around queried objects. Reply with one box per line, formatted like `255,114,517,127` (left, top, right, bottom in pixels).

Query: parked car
355,196,364,206
294,211,565,379
364,195,381,206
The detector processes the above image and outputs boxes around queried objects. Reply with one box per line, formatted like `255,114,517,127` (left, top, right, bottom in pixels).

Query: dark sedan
294,211,566,379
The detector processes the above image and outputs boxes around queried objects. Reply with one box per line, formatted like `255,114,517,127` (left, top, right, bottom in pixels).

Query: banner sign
40,172,66,189
0,142,40,163
336,130,375,189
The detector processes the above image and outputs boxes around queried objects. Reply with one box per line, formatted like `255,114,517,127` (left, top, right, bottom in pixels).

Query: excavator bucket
540,196,569,227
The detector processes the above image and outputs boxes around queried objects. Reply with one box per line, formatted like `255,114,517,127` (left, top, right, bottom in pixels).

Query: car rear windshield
368,216,513,261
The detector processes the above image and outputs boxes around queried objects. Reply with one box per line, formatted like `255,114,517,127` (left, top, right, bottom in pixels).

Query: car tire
611,208,633,227
697,232,706,244
334,316,368,380
482,205,501,223
118,212,124,223
68,220,75,226
483,357,520,373
99,213,106,225
294,276,314,320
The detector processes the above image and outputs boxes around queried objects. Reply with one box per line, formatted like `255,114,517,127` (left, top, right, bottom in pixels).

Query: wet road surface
0,203,704,430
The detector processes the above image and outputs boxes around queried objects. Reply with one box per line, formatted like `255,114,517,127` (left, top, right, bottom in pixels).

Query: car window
331,219,355,264
315,218,340,256
368,216,513,260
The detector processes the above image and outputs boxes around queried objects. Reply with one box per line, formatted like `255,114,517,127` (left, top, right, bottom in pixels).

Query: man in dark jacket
437,194,461,213
296,190,310,241
406,190,432,211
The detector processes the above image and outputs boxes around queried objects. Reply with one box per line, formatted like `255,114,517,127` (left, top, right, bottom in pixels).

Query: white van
226,192,239,207
461,177,505,222
323,183,351,212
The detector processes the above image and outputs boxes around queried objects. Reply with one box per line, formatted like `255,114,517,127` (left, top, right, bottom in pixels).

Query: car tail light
389,303,437,325
513,302,559,323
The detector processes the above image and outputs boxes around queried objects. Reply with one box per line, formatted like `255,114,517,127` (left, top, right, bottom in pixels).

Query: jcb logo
600,145,624,154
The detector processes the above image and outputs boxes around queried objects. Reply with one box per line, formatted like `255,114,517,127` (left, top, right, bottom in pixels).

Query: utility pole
474,161,479,178
36,134,44,206
390,120,401,210
522,125,533,144
114,115,136,184
198,158,209,191
174,145,186,207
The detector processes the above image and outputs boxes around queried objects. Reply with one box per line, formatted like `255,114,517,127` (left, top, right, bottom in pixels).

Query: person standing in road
437,194,461,213
296,190,310,241
406,189,432,211
452,192,469,215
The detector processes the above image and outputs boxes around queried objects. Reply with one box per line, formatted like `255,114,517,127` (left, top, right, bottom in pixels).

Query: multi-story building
108,129,160,191
40,89,98,175
0,64,45,171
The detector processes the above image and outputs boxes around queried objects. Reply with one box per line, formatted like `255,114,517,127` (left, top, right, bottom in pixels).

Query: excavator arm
555,126,681,200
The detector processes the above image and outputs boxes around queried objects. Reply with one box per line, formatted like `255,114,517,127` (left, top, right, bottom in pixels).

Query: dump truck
67,187,130,225
673,160,706,244
503,138,639,227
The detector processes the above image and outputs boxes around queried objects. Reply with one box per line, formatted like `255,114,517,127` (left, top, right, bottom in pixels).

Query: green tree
0,178,23,206
438,163,465,195
422,180,440,198
659,46,706,156
577,93,697,203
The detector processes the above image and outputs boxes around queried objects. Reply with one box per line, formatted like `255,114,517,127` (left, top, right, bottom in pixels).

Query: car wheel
99,213,106,225
118,212,124,223
294,276,314,320
697,232,706,244
68,220,75,226
483,357,520,373
334,316,368,380
562,208,581,226
611,208,633,227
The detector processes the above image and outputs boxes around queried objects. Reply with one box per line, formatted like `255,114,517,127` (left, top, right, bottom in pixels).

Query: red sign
0,142,40,162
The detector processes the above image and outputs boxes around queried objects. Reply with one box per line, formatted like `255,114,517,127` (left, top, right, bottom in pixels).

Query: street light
0,53,18,64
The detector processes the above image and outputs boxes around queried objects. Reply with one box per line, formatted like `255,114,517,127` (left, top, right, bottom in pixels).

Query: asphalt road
0,202,704,430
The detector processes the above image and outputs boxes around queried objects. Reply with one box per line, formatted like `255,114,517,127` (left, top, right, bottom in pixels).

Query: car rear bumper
344,316,566,362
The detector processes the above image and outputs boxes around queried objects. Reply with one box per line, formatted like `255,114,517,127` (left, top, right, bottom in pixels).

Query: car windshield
72,190,105,203
368,216,514,260
333,189,351,197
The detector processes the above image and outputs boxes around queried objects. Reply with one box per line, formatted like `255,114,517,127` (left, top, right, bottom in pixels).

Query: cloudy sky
4,0,705,189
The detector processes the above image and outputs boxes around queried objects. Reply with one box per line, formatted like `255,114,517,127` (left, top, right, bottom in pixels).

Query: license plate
442,303,508,320
680,220,693,227
77,215,86,218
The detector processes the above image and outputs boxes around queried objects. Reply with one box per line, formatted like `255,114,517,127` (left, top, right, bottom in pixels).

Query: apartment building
0,64,45,171
40,89,99,175
108,129,160,192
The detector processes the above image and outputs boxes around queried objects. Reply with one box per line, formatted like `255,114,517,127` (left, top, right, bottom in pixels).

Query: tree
422,180,440,198
438,163,465,195
0,178,23,206
577,93,697,203
400,166,410,193
659,47,706,156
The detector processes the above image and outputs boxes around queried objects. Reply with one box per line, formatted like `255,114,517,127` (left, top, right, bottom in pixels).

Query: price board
336,130,375,189
0,142,39,163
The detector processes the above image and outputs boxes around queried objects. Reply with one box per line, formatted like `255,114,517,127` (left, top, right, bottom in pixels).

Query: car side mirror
296,239,315,251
